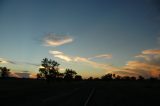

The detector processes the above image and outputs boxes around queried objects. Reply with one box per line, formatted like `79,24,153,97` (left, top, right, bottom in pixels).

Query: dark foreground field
0,79,160,106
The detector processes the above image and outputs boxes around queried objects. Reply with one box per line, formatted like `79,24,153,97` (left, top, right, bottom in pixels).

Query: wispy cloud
9,72,21,78
0,58,40,68
49,50,72,62
142,49,160,55
88,54,112,60
24,62,40,66
49,50,118,72
43,33,73,46
49,49,160,78
74,56,118,71
54,55,72,62
0,58,15,64
10,72,37,79
49,51,63,55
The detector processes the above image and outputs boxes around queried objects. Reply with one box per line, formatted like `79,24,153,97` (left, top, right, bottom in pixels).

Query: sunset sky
0,0,160,78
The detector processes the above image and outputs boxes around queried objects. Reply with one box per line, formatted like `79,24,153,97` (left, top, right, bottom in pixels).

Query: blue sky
0,0,160,78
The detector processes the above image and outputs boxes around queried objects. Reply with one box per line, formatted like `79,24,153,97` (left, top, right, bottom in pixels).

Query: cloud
88,54,112,59
112,70,139,77
9,72,21,78
54,55,72,62
135,49,160,66
121,49,160,78
24,62,40,66
0,58,15,64
0,58,41,67
10,72,37,79
29,73,37,79
142,49,160,55
122,60,160,78
75,56,118,71
49,51,63,55
49,50,72,62
14,72,30,78
43,33,73,46
49,50,118,72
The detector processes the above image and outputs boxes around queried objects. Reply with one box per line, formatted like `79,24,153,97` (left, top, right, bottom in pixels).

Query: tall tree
0,67,10,78
64,69,77,81
39,58,59,80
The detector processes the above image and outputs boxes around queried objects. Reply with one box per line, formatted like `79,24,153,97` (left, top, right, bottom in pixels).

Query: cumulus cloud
135,49,160,66
88,54,112,60
122,49,160,78
43,33,73,46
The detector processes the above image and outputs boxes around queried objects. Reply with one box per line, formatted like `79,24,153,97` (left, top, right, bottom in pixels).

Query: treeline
0,58,160,81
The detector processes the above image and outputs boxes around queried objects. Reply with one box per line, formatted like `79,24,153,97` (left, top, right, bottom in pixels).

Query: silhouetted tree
138,75,145,80
148,77,158,81
37,73,42,79
64,69,77,81
130,76,136,80
115,75,122,80
39,58,59,80
101,73,113,81
87,77,93,81
0,67,10,78
122,76,131,80
75,75,82,81
56,72,64,81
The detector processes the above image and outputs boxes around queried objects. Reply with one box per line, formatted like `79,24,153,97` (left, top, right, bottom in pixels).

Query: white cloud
49,51,63,55
49,50,72,62
54,55,72,62
43,33,73,46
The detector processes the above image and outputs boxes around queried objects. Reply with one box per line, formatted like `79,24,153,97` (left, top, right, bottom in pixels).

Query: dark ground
0,79,160,106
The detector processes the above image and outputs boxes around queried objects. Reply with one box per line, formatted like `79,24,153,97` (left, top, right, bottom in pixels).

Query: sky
0,0,160,78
